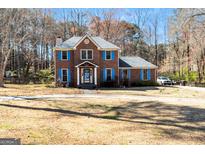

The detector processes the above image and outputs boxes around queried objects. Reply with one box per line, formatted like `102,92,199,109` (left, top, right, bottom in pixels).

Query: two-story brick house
54,34,157,88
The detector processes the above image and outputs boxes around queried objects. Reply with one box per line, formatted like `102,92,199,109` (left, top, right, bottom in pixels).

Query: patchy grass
1,84,205,144
97,86,205,98
0,96,205,144
1,84,205,99
0,84,81,96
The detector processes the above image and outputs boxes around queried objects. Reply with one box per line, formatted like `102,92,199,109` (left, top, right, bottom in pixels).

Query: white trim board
75,61,99,68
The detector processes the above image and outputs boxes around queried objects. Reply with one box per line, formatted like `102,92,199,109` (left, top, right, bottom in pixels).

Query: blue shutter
103,68,107,81
112,68,115,80
128,69,131,80
140,67,144,80
102,51,106,61
67,67,71,83
147,66,151,80
58,51,62,61
58,68,62,81
111,51,115,60
67,51,71,61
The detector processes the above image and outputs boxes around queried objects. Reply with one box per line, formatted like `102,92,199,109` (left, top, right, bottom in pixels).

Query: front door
83,68,91,83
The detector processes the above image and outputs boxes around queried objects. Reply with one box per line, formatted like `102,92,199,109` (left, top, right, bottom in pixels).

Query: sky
51,8,176,44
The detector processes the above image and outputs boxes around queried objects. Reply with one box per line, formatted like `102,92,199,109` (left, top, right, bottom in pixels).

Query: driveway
0,93,204,104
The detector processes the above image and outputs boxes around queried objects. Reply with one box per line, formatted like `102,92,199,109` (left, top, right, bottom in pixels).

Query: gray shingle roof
57,35,120,50
91,37,120,49
119,56,158,69
60,37,82,48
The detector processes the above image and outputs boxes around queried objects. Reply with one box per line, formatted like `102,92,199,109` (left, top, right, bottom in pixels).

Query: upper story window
80,49,93,60
62,51,68,60
105,51,111,60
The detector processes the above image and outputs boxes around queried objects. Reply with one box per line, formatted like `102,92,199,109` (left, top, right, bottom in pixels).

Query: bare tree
0,9,30,87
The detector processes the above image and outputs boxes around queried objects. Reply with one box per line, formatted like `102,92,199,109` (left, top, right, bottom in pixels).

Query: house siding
55,36,119,87
119,68,157,85
54,50,74,86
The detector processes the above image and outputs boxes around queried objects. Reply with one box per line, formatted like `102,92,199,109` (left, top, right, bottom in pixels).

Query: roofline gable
73,34,101,50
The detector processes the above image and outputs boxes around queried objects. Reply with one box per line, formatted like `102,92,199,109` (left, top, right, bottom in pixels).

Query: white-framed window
80,49,93,60
106,68,112,81
105,51,111,60
62,69,68,82
62,51,68,60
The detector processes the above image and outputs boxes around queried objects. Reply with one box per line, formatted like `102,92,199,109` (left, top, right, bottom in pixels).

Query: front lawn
1,84,205,99
1,84,205,144
0,84,82,96
0,91,205,144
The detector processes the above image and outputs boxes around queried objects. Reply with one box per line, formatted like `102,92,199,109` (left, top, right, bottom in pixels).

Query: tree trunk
0,71,4,87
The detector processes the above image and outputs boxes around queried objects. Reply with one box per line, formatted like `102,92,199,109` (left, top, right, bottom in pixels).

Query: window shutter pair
102,68,115,81
58,51,70,61
102,51,115,60
58,67,71,83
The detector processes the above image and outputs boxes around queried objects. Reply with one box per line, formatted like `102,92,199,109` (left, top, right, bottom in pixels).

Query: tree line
0,8,205,87
162,9,205,84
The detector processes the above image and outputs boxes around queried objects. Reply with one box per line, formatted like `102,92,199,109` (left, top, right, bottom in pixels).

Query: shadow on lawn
1,100,205,140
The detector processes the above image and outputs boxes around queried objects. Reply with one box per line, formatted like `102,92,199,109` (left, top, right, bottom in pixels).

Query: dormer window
105,51,111,60
80,49,93,60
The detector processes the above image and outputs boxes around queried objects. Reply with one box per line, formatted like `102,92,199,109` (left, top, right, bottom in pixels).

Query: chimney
56,37,63,47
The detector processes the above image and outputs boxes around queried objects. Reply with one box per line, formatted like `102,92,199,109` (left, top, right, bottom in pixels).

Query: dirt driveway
0,93,204,104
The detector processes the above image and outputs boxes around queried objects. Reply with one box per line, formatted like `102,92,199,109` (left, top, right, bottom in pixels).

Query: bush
161,68,198,83
36,69,54,84
131,80,159,87
120,78,129,87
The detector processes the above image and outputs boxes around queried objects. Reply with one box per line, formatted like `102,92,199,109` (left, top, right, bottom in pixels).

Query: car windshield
161,77,169,80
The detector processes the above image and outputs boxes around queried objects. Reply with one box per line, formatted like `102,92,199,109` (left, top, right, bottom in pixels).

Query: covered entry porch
75,61,98,88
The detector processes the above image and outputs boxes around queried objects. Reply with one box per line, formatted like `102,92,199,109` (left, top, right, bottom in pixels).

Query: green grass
0,124,14,130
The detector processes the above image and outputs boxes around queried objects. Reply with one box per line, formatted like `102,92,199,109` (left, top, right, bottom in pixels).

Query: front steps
78,83,96,89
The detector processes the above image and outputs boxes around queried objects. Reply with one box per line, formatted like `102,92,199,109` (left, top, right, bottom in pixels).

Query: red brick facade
54,36,119,87
129,69,156,82
54,35,157,87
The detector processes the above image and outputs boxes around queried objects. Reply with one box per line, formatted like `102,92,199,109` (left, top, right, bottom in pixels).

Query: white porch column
77,67,80,86
94,67,97,85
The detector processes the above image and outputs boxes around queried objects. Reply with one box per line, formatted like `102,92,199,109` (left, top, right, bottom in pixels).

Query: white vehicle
157,76,172,85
